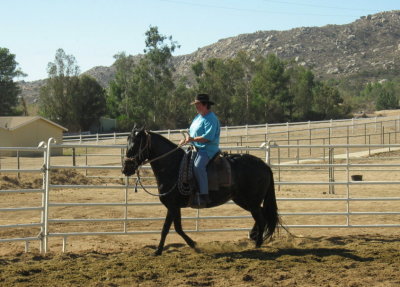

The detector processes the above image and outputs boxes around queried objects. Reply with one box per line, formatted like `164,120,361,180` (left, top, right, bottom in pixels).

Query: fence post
72,148,76,167
364,123,367,144
124,176,129,233
265,141,271,165
17,150,20,179
346,144,350,226
287,122,290,158
39,142,47,253
43,138,55,253
328,148,335,194
368,135,371,156
85,147,88,176
277,145,281,191
398,115,400,132
309,122,312,156
328,127,331,145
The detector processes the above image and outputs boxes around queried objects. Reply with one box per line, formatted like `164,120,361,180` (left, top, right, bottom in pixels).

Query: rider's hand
180,136,191,145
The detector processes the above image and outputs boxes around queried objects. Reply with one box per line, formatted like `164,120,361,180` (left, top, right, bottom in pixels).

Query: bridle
124,131,152,167
124,130,187,197
124,130,186,167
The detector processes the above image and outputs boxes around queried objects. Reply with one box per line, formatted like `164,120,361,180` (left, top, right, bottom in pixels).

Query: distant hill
19,10,400,104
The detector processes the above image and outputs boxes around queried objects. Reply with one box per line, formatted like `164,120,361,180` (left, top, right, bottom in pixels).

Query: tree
286,64,314,121
106,26,180,130
0,47,26,115
312,82,346,120
74,75,106,131
165,77,195,128
361,81,399,110
142,26,179,128
192,54,255,125
232,51,256,124
106,52,137,128
250,54,289,123
376,85,398,110
39,49,80,128
39,49,105,131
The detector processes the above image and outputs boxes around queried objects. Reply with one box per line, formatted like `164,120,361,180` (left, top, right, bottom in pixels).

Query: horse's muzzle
122,159,137,176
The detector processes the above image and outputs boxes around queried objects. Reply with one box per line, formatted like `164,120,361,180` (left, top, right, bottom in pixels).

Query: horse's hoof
189,241,197,249
153,250,162,256
193,246,202,253
248,231,257,242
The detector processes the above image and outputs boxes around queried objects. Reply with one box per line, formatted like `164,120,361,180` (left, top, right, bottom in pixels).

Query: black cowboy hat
190,93,215,105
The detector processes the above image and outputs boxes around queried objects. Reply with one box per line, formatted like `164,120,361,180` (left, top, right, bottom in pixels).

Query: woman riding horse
122,127,279,255
181,93,220,207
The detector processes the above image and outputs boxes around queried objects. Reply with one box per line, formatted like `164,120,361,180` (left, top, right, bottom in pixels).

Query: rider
182,93,221,206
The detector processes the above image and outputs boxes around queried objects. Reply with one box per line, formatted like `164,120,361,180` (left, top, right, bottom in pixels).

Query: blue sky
1,0,399,81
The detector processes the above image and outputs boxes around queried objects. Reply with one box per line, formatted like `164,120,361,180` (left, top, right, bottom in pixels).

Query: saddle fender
207,152,233,191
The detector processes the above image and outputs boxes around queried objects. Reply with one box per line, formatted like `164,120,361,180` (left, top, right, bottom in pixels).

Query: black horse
122,127,279,255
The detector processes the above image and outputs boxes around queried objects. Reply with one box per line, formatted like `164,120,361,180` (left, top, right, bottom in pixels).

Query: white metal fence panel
1,137,399,253
0,145,47,252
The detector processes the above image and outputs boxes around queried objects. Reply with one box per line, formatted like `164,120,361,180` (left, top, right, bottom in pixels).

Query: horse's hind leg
250,207,266,248
174,208,196,249
248,223,258,242
155,209,175,256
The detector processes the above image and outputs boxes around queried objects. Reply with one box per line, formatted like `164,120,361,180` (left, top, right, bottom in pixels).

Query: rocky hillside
19,10,400,104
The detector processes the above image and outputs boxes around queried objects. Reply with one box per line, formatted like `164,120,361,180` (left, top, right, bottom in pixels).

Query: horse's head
122,126,151,176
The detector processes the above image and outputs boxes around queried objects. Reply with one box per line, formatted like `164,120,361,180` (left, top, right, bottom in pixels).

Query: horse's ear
132,123,137,134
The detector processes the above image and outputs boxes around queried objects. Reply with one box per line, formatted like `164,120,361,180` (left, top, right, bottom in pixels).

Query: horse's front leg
174,208,196,249
155,208,175,256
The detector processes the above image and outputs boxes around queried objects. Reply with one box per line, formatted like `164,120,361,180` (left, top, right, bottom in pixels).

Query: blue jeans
193,150,209,195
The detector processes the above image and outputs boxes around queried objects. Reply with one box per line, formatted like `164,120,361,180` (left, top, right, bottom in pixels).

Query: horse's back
229,153,271,175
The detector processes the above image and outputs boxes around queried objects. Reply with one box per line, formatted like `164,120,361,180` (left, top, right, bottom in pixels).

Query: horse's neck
148,133,183,178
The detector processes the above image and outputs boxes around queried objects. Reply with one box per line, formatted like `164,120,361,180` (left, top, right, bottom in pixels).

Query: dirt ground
0,233,399,287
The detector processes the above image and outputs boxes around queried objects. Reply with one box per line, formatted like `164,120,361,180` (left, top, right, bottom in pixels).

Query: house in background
0,116,68,156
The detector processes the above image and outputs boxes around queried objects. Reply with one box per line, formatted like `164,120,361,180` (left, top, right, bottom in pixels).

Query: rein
125,131,187,197
124,132,185,166
133,168,177,197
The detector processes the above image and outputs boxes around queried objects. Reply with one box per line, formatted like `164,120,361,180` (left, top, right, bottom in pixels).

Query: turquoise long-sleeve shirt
189,112,220,158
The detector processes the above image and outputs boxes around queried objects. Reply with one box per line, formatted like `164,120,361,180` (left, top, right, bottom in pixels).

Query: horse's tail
262,167,279,240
